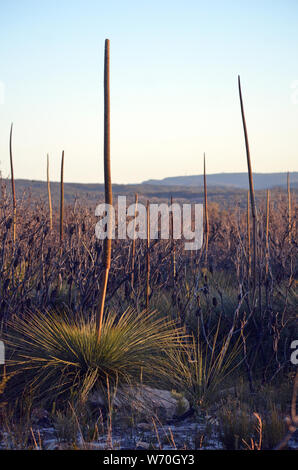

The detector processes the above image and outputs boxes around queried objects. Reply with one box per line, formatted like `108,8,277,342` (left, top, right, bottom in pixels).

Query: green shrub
167,320,242,407
218,399,256,450
4,308,186,405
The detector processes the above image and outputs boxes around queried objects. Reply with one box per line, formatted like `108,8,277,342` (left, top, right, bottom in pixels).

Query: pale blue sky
0,0,298,183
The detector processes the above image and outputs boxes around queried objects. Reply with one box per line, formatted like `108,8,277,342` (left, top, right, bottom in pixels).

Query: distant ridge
1,174,296,209
143,172,298,190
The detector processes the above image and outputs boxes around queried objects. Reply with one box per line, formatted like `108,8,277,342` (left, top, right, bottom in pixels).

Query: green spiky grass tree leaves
168,319,242,407
4,309,187,406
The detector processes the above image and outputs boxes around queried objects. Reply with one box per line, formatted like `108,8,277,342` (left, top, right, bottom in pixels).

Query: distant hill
1,175,296,210
143,172,298,190
1,179,244,205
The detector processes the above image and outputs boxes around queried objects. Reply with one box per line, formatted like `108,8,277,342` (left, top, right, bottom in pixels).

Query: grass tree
5,309,186,404
131,192,138,290
170,195,176,281
265,189,270,276
47,154,53,231
238,76,257,297
9,123,16,245
96,39,113,341
203,153,209,266
146,200,150,310
60,150,65,244
247,191,251,277
287,171,291,243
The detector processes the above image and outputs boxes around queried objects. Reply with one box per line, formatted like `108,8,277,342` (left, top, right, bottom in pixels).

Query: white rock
88,385,189,422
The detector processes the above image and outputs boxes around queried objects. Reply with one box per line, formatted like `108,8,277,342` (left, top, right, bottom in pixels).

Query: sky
0,0,298,184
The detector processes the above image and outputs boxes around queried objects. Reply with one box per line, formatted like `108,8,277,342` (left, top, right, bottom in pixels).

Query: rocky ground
1,413,297,450
1,385,297,450
0,413,222,450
